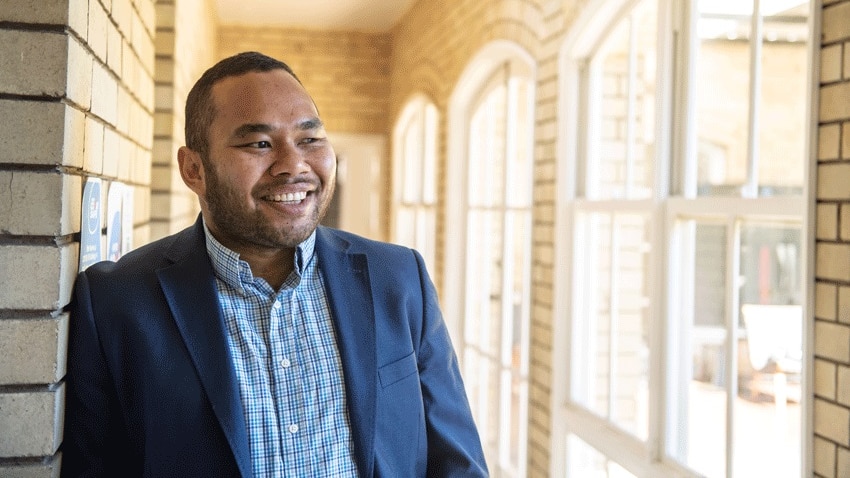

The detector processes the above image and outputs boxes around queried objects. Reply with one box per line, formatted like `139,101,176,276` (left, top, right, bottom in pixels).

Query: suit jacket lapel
316,228,377,477
156,219,252,478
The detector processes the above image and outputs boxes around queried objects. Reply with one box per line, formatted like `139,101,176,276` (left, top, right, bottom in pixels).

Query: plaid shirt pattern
204,226,359,477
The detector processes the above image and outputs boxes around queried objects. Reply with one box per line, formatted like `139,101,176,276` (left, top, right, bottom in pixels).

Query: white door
327,133,386,241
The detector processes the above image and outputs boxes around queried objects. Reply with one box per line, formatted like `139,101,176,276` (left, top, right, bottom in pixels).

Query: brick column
813,0,850,477
0,0,154,475
150,0,216,241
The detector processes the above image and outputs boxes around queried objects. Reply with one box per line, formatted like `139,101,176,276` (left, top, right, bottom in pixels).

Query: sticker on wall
106,182,124,261
122,184,134,254
79,178,103,271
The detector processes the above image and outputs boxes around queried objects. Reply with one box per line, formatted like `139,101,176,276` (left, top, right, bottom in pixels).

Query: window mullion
608,213,620,421
724,217,742,477
744,0,763,198
625,15,639,198
675,0,698,198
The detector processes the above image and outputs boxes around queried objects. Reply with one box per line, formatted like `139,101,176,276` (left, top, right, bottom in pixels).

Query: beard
202,162,334,250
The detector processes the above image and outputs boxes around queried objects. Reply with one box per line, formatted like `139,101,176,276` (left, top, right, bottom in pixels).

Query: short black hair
184,51,301,157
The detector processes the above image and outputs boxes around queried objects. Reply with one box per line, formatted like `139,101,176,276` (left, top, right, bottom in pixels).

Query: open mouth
263,191,308,204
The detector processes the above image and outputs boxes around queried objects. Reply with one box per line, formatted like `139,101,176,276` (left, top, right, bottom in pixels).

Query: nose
268,143,310,177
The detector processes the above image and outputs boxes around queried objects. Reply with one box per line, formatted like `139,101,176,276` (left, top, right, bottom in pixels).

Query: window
556,0,810,476
445,43,535,477
391,96,438,271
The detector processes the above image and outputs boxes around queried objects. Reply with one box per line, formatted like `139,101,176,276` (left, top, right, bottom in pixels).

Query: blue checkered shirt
204,225,359,477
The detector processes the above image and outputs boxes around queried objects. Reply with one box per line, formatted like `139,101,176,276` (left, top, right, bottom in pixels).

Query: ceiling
214,0,418,32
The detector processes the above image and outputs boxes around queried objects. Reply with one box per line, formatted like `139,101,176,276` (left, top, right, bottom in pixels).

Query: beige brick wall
816,1,850,476
150,0,216,240
217,26,392,135
0,0,155,475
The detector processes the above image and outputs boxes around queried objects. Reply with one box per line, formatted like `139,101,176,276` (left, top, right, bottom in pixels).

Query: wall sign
79,178,102,270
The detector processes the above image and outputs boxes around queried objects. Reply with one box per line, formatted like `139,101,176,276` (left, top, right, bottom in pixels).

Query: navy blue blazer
61,217,488,477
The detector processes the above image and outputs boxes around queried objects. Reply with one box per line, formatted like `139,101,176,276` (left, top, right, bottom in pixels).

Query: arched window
554,0,811,476
391,96,438,272
446,42,535,478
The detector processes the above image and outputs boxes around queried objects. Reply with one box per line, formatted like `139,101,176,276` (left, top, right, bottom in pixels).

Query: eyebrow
231,118,325,138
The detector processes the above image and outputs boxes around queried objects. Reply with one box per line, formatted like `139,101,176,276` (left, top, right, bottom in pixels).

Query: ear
178,146,206,197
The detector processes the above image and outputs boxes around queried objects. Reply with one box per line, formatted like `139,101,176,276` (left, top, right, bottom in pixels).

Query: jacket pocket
378,351,418,388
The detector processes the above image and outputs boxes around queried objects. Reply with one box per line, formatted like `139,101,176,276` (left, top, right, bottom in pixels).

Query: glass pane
464,209,504,464
469,81,507,207
671,220,803,477
735,223,801,477
565,434,638,478
688,223,728,477
667,221,729,476
464,210,503,350
506,209,531,375
416,207,437,276
463,348,498,467
757,1,808,196
591,0,657,200
506,75,533,208
402,114,423,203
394,208,416,249
423,103,439,204
501,210,530,475
695,0,753,195
577,212,650,439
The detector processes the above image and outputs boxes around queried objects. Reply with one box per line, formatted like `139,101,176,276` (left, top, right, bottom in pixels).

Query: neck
239,248,295,290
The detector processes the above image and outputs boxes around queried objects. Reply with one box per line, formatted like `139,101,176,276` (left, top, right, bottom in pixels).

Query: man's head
184,51,302,160
178,52,336,254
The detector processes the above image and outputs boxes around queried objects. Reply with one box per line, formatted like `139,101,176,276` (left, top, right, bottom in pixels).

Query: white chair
740,304,802,407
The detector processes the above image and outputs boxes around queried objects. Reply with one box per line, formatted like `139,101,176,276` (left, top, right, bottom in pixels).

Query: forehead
209,70,319,125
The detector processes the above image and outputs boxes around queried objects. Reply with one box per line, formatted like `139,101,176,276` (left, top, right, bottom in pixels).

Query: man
61,51,488,477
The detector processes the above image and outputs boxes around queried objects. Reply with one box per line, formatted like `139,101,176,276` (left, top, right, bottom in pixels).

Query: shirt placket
270,286,306,476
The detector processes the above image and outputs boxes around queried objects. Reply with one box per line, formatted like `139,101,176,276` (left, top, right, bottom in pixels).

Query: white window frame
445,40,536,478
550,0,818,476
391,94,439,274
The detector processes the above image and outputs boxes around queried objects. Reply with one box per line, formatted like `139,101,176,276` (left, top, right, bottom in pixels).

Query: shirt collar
203,219,317,293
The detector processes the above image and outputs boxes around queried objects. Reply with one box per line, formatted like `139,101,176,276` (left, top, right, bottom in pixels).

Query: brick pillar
0,0,154,475
813,0,850,477
150,0,216,241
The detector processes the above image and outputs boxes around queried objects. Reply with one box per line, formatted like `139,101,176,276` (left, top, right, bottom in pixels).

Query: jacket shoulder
84,223,199,278
317,227,415,258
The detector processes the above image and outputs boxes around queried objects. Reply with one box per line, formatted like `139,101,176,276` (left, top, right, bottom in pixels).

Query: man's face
196,69,336,252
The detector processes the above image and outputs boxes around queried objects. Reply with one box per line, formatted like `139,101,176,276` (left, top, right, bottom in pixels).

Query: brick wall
151,0,216,240
217,26,392,135
814,1,850,476
389,1,570,475
0,0,155,474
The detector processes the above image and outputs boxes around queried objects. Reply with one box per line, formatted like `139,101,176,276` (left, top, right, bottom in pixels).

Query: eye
245,140,272,148
300,137,326,146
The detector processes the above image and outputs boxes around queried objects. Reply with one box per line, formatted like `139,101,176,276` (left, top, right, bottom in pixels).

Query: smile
264,191,308,204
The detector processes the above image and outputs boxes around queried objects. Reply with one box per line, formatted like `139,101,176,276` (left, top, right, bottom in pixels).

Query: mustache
262,176,319,187
255,176,322,194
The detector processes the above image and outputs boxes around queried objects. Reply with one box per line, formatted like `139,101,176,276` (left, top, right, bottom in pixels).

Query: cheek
223,161,265,187
316,153,337,186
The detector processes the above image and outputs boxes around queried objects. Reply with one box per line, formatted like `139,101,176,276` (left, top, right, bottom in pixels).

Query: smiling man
61,52,488,478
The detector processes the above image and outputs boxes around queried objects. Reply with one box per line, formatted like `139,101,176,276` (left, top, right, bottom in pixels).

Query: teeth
266,191,307,202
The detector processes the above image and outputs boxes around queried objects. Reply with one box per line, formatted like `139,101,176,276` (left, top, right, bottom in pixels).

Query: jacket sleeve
61,271,126,477
411,250,489,477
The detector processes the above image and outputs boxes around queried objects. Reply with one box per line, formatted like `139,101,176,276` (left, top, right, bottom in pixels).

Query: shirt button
273,301,282,309
281,358,291,368
288,424,299,434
